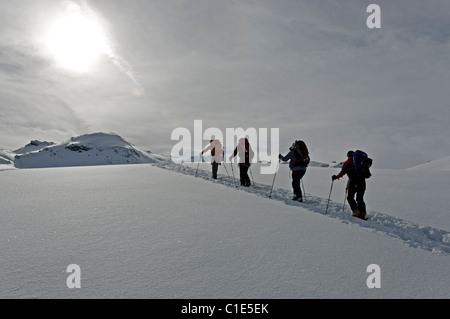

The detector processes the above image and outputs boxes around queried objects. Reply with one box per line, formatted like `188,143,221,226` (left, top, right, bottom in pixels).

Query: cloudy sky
1,0,449,168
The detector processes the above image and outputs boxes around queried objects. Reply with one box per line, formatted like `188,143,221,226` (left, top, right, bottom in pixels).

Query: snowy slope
13,140,56,155
177,162,450,243
13,133,168,168
407,155,450,171
0,148,15,165
0,162,449,298
0,155,12,165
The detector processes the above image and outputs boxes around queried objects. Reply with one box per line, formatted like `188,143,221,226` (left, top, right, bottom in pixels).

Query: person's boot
359,211,368,220
352,209,361,218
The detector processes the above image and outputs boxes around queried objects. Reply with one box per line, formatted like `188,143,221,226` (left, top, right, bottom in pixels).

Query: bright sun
46,6,108,72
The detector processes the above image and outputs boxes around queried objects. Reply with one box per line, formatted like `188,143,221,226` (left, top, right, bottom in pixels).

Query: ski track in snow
155,161,450,257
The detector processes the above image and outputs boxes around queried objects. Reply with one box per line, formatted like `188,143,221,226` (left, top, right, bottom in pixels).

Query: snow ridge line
154,162,450,256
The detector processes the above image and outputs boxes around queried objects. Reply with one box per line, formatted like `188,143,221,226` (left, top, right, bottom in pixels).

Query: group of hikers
200,138,372,220
200,137,254,186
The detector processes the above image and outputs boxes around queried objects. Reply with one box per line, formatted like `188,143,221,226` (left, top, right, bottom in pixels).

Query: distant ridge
14,140,56,155
13,132,169,169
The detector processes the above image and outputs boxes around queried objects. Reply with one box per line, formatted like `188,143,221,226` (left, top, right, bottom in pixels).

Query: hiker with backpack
229,138,254,187
333,150,354,181
279,140,310,202
200,139,224,179
332,150,372,220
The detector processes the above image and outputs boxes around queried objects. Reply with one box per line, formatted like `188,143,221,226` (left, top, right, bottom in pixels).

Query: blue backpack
353,150,372,178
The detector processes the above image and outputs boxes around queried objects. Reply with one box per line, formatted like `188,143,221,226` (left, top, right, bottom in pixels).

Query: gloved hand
332,175,338,181
278,154,282,159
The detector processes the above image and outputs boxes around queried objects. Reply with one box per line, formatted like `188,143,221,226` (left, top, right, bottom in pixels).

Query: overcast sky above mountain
1,0,449,168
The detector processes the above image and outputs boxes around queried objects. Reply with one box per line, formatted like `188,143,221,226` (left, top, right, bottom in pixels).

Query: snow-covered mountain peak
13,132,168,168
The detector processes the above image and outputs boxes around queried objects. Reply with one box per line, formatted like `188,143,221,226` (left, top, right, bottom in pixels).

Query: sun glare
46,5,108,72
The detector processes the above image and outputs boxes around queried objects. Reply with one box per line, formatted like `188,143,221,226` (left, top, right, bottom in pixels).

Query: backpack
211,140,224,160
352,150,372,179
291,140,310,167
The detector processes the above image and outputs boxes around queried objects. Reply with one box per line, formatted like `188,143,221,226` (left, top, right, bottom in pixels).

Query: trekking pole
325,180,334,215
195,155,201,177
269,160,280,198
223,161,230,178
249,166,255,188
342,189,348,213
195,163,200,177
301,179,307,202
230,162,237,187
342,179,350,213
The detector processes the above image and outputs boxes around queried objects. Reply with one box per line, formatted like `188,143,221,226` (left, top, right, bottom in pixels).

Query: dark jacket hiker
279,140,309,202
229,138,254,187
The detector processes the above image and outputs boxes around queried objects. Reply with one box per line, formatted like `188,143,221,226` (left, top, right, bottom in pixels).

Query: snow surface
407,155,450,172
0,160,449,298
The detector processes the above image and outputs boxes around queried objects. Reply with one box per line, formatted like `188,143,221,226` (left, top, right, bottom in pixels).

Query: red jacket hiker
335,157,353,180
332,150,368,220
201,139,224,164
